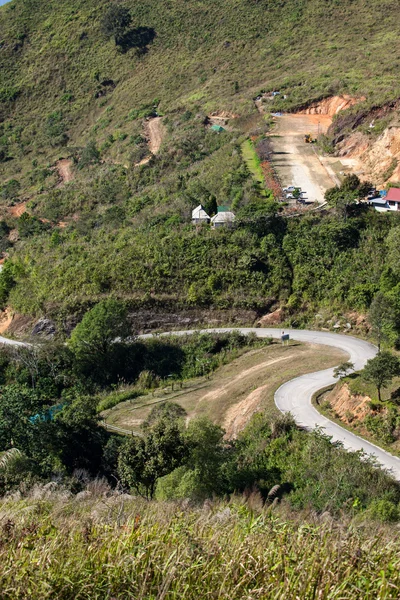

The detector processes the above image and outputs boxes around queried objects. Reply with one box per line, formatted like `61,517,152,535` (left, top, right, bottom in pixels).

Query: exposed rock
257,308,283,326
298,95,364,117
32,318,56,337
327,383,372,424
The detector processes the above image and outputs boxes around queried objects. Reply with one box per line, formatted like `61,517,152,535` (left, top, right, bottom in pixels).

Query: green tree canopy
101,5,132,46
362,351,400,402
118,418,187,499
68,299,131,383
368,292,395,349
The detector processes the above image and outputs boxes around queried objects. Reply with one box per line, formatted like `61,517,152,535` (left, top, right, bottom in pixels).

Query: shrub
368,499,399,522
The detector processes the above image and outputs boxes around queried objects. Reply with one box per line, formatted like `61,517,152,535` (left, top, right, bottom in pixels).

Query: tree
79,141,100,169
292,187,301,200
156,417,228,501
204,195,218,217
68,299,131,383
118,418,187,499
362,352,400,402
325,185,358,219
333,361,354,379
387,227,400,279
101,5,132,47
183,417,227,497
368,292,395,350
324,175,370,219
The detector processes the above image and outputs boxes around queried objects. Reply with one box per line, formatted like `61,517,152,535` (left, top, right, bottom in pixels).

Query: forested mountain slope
0,0,399,327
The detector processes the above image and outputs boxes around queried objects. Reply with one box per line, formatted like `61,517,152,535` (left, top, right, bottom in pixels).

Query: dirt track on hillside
9,202,27,217
146,117,164,154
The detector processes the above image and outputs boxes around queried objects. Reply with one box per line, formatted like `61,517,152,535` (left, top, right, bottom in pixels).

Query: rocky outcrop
327,382,372,424
257,308,283,326
299,96,364,117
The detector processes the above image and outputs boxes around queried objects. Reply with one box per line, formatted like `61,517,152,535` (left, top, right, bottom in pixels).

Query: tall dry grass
0,482,400,599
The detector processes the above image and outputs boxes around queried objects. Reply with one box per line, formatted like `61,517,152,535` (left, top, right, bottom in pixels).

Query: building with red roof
386,188,400,205
369,188,400,212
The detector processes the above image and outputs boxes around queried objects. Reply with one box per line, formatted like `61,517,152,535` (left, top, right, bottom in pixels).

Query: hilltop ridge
0,0,399,328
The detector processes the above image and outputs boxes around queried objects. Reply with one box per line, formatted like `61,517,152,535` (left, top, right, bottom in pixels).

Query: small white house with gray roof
192,204,210,224
211,206,235,228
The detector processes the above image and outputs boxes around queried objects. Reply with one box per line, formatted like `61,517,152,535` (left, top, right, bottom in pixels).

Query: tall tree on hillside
68,299,131,383
369,292,395,350
101,5,132,47
118,417,187,499
362,352,400,402
325,175,372,219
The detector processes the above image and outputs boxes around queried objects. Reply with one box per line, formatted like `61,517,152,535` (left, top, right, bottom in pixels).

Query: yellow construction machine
304,133,316,143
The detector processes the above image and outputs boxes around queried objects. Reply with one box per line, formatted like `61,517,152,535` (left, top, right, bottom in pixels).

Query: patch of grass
241,139,265,189
1,486,400,598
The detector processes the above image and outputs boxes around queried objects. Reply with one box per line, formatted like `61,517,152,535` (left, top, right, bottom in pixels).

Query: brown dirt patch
0,309,13,334
223,382,270,438
146,117,164,155
327,383,372,424
57,159,74,184
298,96,365,117
199,355,294,404
9,202,27,218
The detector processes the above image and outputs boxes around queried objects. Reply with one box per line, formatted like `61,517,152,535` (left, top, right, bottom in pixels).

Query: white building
192,204,210,224
211,206,235,228
369,189,400,212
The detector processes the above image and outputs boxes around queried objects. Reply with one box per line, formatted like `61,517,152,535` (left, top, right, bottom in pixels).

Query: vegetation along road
3,327,400,478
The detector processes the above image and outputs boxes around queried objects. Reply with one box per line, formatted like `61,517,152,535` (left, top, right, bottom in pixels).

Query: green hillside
1,0,399,173
0,0,399,325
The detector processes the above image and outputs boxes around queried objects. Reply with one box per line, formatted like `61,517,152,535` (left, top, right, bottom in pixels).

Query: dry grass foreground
104,341,347,436
0,482,399,599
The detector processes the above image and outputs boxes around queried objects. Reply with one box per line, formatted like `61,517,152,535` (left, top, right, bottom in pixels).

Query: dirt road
270,114,335,204
146,117,164,154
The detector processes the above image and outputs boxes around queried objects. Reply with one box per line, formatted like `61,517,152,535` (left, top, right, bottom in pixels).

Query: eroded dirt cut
57,159,74,185
9,202,27,218
298,95,365,117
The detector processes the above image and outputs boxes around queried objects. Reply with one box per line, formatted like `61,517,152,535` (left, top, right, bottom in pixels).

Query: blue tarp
29,403,65,424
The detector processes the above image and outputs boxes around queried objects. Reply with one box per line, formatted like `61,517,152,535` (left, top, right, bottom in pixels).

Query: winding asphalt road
3,327,400,479
145,327,400,480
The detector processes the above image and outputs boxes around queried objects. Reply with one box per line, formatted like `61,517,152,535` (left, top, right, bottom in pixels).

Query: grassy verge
1,486,399,599
241,139,266,191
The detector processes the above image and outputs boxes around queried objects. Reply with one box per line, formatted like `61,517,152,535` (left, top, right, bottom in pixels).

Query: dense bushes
4,208,398,317
119,402,400,518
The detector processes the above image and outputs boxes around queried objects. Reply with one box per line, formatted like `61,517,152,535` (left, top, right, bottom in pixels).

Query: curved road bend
143,327,400,480
3,328,400,479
